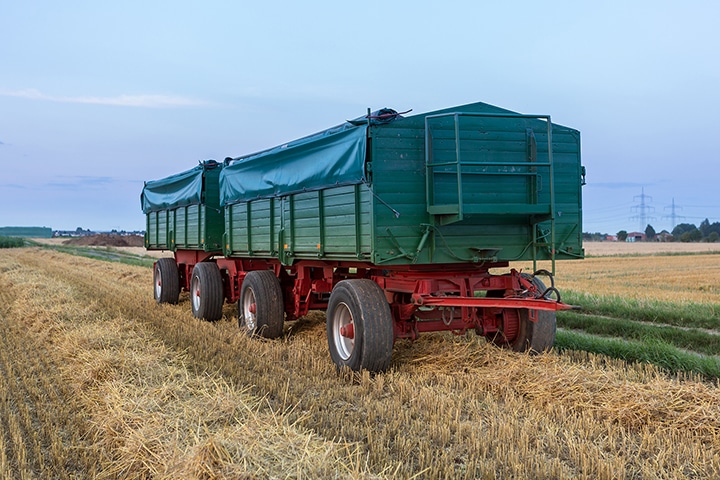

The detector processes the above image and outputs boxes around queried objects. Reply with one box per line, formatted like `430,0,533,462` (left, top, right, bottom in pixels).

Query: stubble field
0,243,719,478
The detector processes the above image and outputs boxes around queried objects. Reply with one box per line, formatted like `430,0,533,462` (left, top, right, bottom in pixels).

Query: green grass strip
0,236,26,248
563,290,720,330
26,241,157,268
558,311,720,356
555,329,720,379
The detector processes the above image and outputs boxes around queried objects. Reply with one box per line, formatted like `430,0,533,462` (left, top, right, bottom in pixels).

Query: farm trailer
141,101,585,372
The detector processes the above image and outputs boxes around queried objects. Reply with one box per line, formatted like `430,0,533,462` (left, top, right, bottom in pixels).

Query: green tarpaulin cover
141,110,400,212
220,122,369,205
141,165,205,213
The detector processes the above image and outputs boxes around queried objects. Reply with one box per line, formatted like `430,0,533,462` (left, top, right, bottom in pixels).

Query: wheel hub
241,289,257,331
332,302,355,361
340,323,354,339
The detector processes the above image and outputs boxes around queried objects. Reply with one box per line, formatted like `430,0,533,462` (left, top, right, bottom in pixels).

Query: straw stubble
0,247,719,478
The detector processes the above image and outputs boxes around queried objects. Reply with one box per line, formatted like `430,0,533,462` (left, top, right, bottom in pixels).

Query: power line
629,187,655,232
662,198,684,230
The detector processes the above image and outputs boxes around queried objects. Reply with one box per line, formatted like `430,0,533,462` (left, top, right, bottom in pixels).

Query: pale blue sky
1,1,718,233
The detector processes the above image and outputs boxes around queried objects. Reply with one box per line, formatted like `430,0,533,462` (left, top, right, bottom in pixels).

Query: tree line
666,219,720,242
584,219,720,242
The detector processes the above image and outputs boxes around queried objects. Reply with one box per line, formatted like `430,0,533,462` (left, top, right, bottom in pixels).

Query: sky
1,1,718,234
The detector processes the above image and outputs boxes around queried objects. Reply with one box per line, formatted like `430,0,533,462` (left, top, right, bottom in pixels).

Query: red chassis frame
170,250,572,342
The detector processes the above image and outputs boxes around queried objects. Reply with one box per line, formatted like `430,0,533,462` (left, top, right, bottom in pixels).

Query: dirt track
32,236,171,258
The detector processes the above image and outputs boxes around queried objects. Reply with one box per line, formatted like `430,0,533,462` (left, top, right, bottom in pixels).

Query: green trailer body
144,101,584,373
142,160,224,252
220,101,583,268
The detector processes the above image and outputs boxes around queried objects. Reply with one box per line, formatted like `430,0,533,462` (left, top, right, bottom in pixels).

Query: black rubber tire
238,270,284,338
154,257,180,304
190,262,224,321
488,276,556,353
518,276,557,353
326,279,394,373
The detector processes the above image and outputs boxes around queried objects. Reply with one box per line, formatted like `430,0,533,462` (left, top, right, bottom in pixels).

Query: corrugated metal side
322,185,372,257
225,198,282,257
145,210,170,249
366,124,429,265
225,184,372,264
175,205,200,248
546,127,583,258
428,123,554,214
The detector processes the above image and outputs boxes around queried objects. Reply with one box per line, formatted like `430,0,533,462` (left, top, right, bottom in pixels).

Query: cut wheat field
515,246,720,304
1,246,719,479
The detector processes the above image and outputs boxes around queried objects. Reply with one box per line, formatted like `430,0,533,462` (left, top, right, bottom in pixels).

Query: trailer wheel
488,276,556,353
190,262,224,321
326,279,394,373
154,257,180,304
238,270,284,338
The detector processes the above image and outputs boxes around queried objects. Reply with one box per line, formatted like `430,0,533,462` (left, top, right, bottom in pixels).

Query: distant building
605,235,618,242
657,231,673,242
626,232,646,242
54,228,93,238
0,226,52,238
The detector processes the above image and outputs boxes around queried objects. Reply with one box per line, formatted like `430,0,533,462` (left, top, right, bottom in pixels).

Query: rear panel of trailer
369,102,583,266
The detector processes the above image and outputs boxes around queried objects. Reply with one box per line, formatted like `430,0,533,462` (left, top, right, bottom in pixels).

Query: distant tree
617,230,628,242
645,224,656,241
672,223,697,237
680,228,702,242
708,232,720,243
699,218,715,237
703,221,720,239
583,232,608,241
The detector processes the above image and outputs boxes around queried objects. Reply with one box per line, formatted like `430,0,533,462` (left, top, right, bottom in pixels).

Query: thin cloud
0,88,209,108
45,176,120,189
590,182,653,190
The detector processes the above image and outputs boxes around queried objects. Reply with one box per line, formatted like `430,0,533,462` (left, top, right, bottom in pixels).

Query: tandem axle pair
154,251,572,372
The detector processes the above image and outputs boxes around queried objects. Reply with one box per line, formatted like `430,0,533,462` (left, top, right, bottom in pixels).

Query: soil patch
62,234,144,247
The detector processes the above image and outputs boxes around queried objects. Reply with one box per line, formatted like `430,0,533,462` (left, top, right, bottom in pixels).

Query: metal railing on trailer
424,111,558,273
